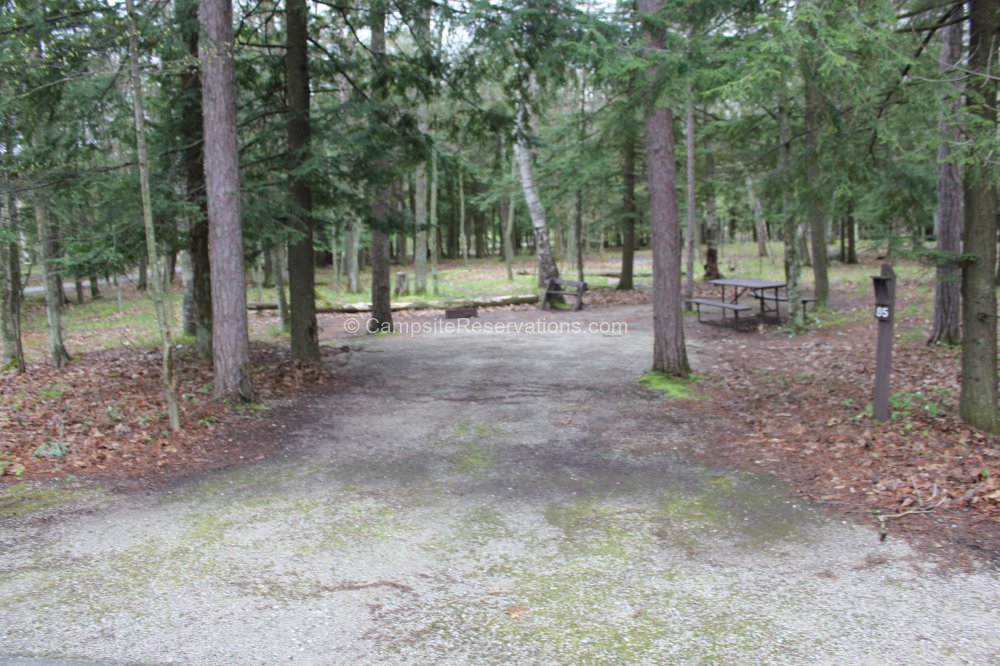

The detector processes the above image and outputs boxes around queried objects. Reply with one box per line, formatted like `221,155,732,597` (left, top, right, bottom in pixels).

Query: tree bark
641,0,689,377
137,254,148,291
929,21,963,346
703,151,721,280
575,70,586,283
179,0,212,361
618,126,637,290
430,147,440,294
180,248,196,335
346,215,360,293
513,122,559,288
959,0,999,432
285,0,319,363
780,94,805,331
414,159,429,292
801,51,829,307
412,1,431,294
504,147,516,281
199,0,253,401
1,127,24,372
33,132,70,368
845,206,857,264
368,0,393,331
684,97,695,308
743,168,770,257
458,167,468,265
273,247,290,331
127,0,180,430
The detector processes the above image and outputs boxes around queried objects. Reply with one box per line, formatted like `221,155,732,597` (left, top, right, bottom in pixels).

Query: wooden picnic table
709,277,787,320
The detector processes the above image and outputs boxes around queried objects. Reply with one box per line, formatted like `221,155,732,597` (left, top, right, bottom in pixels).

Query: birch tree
126,0,179,430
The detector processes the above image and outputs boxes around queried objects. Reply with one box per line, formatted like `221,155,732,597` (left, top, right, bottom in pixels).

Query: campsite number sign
871,264,897,421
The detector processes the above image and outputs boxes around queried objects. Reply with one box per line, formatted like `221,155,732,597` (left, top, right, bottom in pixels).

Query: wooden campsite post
872,263,896,421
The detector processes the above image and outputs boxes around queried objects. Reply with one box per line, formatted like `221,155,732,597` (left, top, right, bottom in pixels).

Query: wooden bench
686,298,752,323
756,293,818,314
542,278,587,311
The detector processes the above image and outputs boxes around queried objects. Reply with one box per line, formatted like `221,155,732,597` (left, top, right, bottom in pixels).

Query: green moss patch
0,481,104,518
639,371,698,399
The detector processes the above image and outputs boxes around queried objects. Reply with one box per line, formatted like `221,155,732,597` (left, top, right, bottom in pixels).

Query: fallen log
248,293,539,314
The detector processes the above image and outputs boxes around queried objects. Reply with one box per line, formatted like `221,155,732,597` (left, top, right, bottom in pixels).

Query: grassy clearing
10,245,970,363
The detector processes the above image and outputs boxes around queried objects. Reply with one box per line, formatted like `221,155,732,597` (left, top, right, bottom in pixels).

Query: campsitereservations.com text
343,318,628,336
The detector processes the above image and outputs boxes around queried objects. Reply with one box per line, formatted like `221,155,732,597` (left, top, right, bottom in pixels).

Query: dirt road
2,306,998,664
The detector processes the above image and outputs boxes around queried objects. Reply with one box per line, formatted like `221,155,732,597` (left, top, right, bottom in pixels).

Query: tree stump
394,272,409,297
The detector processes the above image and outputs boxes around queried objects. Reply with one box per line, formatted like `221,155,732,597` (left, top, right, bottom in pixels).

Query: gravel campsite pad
2,306,999,665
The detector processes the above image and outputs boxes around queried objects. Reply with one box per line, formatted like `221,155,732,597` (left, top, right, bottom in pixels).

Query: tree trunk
458,167,468,265
33,133,70,368
164,251,177,289
1,124,24,372
179,0,208,358
199,0,253,401
801,52,829,307
368,0,393,331
180,248,196,335
180,0,213,362
273,247,290,331
346,215,360,293
799,221,811,267
513,115,559,287
780,94,805,331
430,147,440,294
929,21,963,347
395,231,406,265
412,1,430,293
504,147,516,281
137,255,148,291
684,97,695,308
370,227,392,330
127,0,180,430
959,0,999,432
285,0,319,363
641,0,689,377
414,159,429,292
703,152,721,280
619,126,637,290
575,70,586,284
0,150,24,372
330,229,341,292
846,209,857,264
743,168,769,257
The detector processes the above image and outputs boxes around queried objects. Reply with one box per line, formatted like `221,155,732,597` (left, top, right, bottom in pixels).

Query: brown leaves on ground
0,344,338,481
684,265,1000,563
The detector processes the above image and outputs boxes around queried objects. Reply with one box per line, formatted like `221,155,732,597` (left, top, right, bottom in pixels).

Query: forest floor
2,293,999,664
2,249,999,567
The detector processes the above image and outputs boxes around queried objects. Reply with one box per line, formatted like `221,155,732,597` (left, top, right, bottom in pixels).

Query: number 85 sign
874,305,891,321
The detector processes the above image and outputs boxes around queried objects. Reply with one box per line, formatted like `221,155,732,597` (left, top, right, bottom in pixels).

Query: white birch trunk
127,0,180,429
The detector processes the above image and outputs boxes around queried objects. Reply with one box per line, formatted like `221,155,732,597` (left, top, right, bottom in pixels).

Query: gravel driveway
2,305,998,665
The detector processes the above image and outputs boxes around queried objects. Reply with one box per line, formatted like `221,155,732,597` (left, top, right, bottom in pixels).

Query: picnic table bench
692,278,817,324
686,297,753,322
541,278,587,311
755,292,819,314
